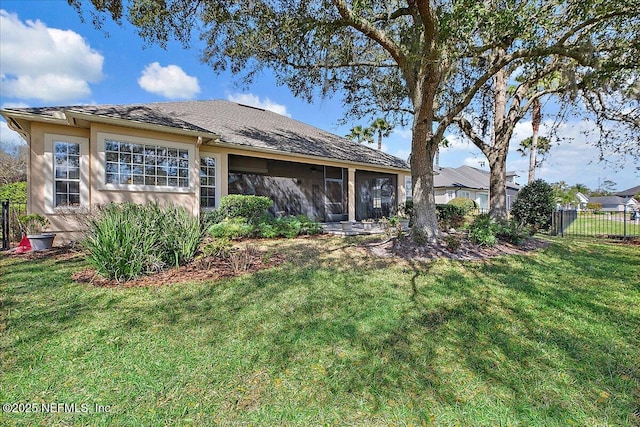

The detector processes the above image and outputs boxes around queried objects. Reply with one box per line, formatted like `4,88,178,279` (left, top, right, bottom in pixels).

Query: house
588,195,638,212
429,165,521,211
1,100,410,241
616,185,640,201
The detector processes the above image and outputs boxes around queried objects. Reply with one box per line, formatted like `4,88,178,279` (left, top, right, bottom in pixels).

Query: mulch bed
71,251,285,288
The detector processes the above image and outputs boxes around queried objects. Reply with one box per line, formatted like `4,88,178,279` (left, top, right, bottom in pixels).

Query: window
104,139,189,188
459,190,472,199
200,156,216,208
45,134,88,213
404,176,412,201
54,141,81,208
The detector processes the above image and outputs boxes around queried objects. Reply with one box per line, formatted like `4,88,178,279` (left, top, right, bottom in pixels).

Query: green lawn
1,237,639,426
563,214,640,237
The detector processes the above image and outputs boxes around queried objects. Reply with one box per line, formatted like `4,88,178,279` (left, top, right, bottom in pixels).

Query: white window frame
458,190,472,200
96,132,195,193
44,134,89,214
199,153,221,210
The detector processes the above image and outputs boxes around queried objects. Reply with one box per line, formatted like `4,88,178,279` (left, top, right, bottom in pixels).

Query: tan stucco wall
22,120,409,242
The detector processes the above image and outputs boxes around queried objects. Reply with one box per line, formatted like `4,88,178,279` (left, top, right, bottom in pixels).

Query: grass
1,237,639,426
564,214,640,237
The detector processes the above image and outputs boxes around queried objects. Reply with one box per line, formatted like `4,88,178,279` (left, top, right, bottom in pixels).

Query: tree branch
453,116,490,153
331,0,407,69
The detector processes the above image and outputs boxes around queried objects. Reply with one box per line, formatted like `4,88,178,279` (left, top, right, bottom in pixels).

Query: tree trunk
410,120,439,243
488,147,509,221
528,98,541,184
377,132,382,150
487,67,509,221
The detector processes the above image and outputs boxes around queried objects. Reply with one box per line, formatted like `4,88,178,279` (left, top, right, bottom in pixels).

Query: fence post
624,205,627,238
1,200,9,251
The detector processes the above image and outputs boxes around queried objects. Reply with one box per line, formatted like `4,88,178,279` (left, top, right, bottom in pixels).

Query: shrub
0,181,27,204
495,219,528,245
511,179,555,232
448,197,477,213
202,237,234,259
436,204,468,230
208,217,255,239
444,234,461,252
18,213,48,234
468,214,498,246
217,195,273,223
82,202,205,282
586,202,602,212
256,215,322,238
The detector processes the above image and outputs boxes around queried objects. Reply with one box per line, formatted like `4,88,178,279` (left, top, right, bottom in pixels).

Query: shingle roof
589,196,637,206
434,165,520,190
4,100,409,170
616,185,640,197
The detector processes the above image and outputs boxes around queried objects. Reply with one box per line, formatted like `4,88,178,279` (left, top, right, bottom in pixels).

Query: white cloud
507,119,639,190
227,93,291,117
138,62,200,99
0,10,104,102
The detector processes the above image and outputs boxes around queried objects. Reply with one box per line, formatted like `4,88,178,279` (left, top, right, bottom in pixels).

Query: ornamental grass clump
82,202,205,282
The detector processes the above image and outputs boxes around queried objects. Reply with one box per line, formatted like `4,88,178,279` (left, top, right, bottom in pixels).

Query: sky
0,0,638,192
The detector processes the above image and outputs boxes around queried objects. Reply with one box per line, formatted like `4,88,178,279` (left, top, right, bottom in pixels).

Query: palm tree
345,125,374,144
528,98,541,184
518,135,551,179
370,118,393,150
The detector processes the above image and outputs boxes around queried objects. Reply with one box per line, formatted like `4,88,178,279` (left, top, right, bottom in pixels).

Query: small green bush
468,214,498,246
202,237,234,259
217,195,273,223
256,215,322,239
436,204,468,230
444,234,461,253
448,197,477,213
495,220,528,245
208,217,255,239
82,202,205,282
511,180,555,232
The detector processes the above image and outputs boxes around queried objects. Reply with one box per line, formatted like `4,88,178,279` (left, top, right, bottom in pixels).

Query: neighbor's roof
589,196,638,206
1,100,409,170
434,165,520,190
616,185,640,198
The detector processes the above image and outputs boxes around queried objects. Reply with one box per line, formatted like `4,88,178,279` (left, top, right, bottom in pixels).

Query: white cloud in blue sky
227,93,291,117
0,9,104,102
138,62,200,99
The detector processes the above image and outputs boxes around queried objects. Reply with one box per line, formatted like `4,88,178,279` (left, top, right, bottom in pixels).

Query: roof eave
213,140,410,172
65,110,220,142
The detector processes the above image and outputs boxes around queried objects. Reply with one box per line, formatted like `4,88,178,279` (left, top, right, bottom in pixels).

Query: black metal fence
1,200,27,250
551,206,640,238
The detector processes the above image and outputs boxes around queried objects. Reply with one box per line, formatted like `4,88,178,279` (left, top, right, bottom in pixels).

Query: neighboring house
588,195,638,212
575,192,590,211
616,185,640,201
1,100,410,240
429,165,521,211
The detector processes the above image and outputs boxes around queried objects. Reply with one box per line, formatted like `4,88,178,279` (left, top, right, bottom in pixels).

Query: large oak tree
70,0,640,241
